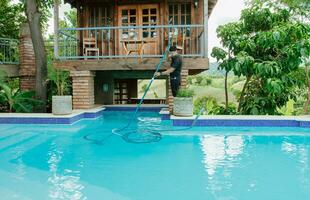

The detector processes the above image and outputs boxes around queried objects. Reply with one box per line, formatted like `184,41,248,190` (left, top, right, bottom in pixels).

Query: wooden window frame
168,3,192,25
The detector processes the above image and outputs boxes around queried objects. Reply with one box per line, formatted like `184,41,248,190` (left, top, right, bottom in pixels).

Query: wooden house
53,0,218,109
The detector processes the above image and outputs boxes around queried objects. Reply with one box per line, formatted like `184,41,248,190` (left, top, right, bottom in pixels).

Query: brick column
167,69,189,112
71,70,95,109
19,23,36,91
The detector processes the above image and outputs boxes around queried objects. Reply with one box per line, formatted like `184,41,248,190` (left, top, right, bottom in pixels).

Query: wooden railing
56,24,205,60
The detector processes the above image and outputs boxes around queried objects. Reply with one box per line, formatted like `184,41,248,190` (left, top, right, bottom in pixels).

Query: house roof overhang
64,0,218,16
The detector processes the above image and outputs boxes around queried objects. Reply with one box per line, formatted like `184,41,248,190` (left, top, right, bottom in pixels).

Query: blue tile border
161,114,170,120
2,106,310,128
172,118,310,128
104,106,164,112
0,106,163,125
0,108,104,125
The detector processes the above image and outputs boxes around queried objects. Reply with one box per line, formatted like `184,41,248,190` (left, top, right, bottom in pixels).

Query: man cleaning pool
155,45,183,97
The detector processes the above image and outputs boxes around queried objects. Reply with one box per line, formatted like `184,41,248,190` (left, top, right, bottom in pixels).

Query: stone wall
71,70,95,109
19,23,36,91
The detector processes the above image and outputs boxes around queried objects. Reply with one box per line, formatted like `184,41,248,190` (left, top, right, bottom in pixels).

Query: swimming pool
1,111,310,200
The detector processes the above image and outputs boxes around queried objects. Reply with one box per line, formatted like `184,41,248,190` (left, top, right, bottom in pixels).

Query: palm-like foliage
0,83,42,113
48,66,71,96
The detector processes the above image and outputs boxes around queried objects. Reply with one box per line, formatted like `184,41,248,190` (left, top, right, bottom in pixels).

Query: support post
71,71,95,109
54,0,59,59
19,23,36,91
203,0,209,57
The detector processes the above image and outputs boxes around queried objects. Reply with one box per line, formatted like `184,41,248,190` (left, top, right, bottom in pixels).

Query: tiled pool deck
0,107,105,124
170,115,310,128
1,105,310,128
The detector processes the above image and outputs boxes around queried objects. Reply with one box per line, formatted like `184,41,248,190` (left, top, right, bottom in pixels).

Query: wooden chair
83,37,99,59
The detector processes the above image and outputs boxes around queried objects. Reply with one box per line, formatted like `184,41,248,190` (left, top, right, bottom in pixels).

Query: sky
208,0,245,59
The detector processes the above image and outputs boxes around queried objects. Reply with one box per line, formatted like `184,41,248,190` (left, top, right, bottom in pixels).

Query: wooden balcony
54,24,209,71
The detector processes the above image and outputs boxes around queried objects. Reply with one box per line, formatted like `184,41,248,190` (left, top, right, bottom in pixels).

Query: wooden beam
53,57,209,71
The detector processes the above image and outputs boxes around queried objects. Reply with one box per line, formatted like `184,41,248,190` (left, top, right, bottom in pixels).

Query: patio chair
83,37,99,59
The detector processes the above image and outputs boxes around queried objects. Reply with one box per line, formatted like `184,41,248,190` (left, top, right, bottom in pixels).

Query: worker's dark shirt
170,54,182,78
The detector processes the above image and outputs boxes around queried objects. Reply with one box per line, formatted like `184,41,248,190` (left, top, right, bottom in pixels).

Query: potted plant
49,66,72,115
173,88,195,116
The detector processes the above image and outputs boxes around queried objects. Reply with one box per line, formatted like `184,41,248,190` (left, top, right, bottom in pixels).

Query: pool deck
0,106,105,124
1,105,310,128
170,114,310,128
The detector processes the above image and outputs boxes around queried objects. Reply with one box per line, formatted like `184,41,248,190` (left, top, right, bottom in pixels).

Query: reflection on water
281,138,310,191
200,135,244,177
47,143,85,200
200,135,244,200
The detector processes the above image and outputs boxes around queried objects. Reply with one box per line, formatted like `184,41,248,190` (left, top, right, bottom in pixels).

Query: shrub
0,83,42,113
194,96,237,115
176,88,195,98
195,76,204,85
187,76,194,85
48,66,71,96
202,77,212,86
194,96,218,115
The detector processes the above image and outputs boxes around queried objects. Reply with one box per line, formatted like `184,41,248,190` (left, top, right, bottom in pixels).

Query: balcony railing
56,24,205,60
0,38,19,65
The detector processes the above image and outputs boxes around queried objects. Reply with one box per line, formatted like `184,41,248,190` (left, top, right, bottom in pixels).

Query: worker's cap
169,45,183,52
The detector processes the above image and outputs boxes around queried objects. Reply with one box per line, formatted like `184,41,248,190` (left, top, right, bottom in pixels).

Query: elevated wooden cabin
53,0,218,109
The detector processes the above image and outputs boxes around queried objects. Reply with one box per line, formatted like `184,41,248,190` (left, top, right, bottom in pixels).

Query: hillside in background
137,62,245,105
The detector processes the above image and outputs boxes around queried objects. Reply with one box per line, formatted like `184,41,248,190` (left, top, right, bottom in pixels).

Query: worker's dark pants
170,76,181,97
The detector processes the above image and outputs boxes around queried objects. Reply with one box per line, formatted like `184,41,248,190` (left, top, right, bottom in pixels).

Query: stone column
167,69,189,113
70,70,95,109
19,23,36,91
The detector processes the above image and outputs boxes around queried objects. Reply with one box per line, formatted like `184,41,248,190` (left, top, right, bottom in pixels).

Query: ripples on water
0,112,310,200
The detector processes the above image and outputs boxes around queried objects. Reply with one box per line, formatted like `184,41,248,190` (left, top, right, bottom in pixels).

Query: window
142,8,158,38
88,6,112,27
88,6,112,39
168,3,191,25
121,8,138,40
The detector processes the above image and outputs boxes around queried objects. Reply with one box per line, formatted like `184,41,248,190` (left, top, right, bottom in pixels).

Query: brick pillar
19,23,36,91
168,69,189,113
71,70,95,109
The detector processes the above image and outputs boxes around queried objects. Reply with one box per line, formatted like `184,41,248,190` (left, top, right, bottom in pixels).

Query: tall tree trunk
238,75,251,112
25,0,47,112
224,71,228,109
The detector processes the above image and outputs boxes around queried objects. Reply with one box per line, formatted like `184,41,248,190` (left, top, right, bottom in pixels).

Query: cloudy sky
208,0,245,59
46,0,246,60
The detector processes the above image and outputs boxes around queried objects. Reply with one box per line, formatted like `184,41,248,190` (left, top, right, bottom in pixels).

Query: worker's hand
154,72,161,77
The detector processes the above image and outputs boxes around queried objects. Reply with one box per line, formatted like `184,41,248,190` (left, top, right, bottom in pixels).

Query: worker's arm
155,67,175,77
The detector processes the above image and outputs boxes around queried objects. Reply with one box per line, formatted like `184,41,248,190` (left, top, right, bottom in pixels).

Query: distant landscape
138,62,245,105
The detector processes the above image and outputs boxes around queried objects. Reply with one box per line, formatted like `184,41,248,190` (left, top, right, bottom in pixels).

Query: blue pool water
1,111,310,200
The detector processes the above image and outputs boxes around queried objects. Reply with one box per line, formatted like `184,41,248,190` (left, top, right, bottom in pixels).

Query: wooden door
117,4,159,56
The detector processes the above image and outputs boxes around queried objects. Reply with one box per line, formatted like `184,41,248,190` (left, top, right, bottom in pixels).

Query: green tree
212,1,310,115
0,1,25,38
23,0,53,112
60,10,77,28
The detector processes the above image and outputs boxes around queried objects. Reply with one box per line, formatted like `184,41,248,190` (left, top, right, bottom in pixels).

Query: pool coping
2,105,310,128
170,114,310,128
0,107,105,124
0,105,168,125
